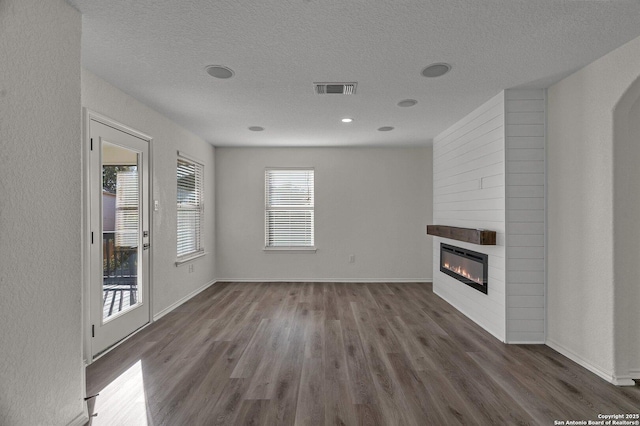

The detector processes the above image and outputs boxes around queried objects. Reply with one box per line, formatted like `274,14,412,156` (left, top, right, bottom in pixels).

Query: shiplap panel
435,137,504,175
507,197,544,211
504,99,544,112
508,136,545,149
508,173,544,186
435,115,504,160
508,222,544,235
436,127,504,165
507,246,544,259
481,174,505,189
507,258,544,271
505,90,545,100
435,150,505,182
507,307,545,320
505,88,546,343
435,92,504,146
508,209,544,223
507,320,544,333
434,179,481,196
508,295,544,308
435,186,504,204
507,331,545,343
434,164,505,188
506,112,545,125
506,185,544,198
507,283,545,295
506,124,545,137
508,235,544,248
507,148,545,161
434,198,505,213
507,160,545,174
433,89,546,344
433,91,507,342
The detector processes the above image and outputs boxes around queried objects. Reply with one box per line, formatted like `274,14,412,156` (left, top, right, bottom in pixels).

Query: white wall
505,89,546,343
432,92,507,341
614,81,640,378
82,69,216,320
215,147,432,281
0,1,85,424
547,34,640,384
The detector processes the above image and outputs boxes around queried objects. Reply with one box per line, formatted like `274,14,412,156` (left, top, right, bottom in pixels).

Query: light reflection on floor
91,360,148,426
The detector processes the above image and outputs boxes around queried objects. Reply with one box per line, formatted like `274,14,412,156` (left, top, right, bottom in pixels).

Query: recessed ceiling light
378,126,394,131
397,99,418,107
421,63,451,78
341,118,353,123
248,126,264,131
205,65,235,79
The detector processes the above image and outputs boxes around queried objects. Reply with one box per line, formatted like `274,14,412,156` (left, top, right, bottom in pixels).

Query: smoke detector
314,82,357,95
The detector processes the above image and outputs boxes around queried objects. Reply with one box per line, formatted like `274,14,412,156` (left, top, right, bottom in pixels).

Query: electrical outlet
349,254,355,263
154,200,159,211
188,264,194,273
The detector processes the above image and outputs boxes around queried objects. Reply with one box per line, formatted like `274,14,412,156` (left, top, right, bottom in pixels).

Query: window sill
175,251,207,266
263,246,317,253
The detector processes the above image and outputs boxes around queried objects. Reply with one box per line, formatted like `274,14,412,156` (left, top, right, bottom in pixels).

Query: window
265,168,315,249
177,152,204,260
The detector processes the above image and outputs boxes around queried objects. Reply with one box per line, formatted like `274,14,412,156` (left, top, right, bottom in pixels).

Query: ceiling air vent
314,82,357,95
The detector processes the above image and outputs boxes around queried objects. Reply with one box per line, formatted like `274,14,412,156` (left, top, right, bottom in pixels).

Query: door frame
82,109,154,365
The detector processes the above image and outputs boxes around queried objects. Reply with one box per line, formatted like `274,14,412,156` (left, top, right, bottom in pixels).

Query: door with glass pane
90,119,150,358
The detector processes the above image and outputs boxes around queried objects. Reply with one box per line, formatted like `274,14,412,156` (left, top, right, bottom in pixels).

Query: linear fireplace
440,243,488,294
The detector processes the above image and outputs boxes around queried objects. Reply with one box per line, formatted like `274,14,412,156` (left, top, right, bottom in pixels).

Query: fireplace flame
443,263,483,285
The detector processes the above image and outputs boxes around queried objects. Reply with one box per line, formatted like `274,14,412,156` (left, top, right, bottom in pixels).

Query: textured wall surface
82,69,216,320
0,0,85,424
215,147,432,281
547,34,640,382
432,92,507,341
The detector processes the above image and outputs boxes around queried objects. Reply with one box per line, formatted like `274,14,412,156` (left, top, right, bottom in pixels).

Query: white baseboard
545,338,635,386
629,369,640,379
153,279,217,321
215,278,433,283
67,411,89,426
507,341,546,345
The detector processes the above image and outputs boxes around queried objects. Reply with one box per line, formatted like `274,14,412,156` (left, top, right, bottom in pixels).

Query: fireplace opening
440,243,488,294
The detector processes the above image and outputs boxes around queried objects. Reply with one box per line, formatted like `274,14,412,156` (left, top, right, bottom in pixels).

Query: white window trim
264,167,316,252
175,251,207,266
263,246,317,252
176,151,205,264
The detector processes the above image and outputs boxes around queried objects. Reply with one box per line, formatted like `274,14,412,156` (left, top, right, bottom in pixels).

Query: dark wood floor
86,282,640,425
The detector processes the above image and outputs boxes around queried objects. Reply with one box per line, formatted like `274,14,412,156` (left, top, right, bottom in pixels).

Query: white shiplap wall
505,89,546,343
432,89,546,344
433,92,507,341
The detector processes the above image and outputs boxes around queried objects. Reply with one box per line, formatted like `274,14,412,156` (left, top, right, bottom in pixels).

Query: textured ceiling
69,0,640,147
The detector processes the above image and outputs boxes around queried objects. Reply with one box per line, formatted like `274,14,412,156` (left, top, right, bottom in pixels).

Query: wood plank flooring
86,282,640,425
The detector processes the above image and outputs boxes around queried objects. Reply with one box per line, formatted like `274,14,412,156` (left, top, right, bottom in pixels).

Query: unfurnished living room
2,0,640,425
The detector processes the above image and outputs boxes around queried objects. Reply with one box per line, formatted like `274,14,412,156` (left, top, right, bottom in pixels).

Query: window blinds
115,170,139,248
177,156,204,258
265,169,314,247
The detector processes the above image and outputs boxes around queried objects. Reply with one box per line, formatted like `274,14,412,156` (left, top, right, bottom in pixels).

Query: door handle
143,243,150,250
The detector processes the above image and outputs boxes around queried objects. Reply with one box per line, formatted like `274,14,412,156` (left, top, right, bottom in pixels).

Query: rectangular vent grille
314,82,357,95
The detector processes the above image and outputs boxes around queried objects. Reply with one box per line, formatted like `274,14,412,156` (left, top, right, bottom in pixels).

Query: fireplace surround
440,243,488,294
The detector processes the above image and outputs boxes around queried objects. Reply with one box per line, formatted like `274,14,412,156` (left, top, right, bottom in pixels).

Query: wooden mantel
426,225,496,245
